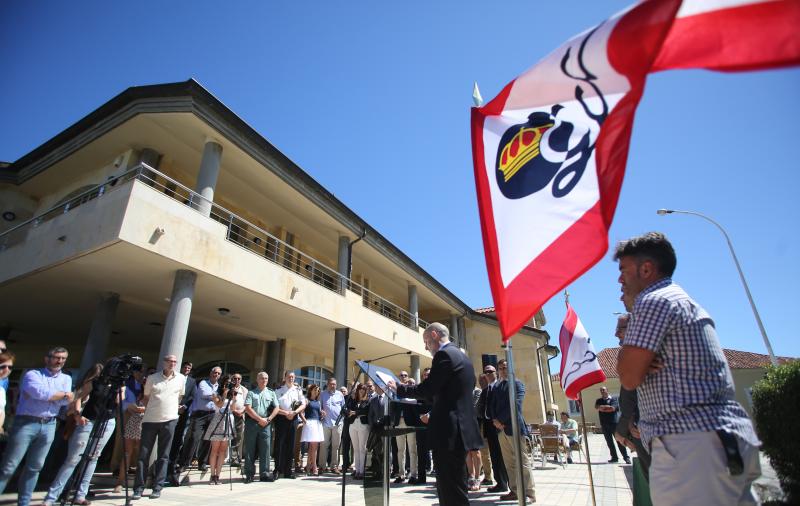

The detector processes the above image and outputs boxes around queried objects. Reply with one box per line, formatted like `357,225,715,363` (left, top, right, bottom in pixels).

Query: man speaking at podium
388,322,482,506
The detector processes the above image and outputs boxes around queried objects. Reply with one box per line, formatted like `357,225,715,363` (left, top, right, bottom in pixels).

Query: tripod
203,389,239,490
59,378,127,506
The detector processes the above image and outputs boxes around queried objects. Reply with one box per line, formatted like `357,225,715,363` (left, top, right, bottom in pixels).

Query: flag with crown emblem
471,0,800,340
559,303,605,400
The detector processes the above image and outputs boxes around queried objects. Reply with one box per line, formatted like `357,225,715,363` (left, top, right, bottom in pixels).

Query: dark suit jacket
487,379,530,437
397,344,482,451
368,393,389,428
181,376,197,411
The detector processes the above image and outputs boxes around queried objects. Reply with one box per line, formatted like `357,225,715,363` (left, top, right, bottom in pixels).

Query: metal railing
0,163,427,331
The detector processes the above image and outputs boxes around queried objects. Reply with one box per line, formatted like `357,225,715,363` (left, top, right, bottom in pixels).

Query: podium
356,361,427,506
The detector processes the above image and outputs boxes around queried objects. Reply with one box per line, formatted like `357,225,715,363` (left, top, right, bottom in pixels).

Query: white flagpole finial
472,81,484,107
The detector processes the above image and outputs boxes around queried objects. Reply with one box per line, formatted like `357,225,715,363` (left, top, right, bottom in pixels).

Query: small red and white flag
559,304,606,400
471,0,800,340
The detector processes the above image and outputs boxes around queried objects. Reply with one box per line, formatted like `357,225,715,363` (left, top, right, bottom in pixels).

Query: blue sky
2,1,798,359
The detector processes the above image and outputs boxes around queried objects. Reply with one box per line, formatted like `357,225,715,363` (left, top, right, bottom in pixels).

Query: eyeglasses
233,377,241,381
0,365,11,371
399,373,408,377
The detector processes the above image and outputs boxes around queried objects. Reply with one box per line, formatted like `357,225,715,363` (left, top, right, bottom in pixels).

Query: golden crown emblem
498,123,553,182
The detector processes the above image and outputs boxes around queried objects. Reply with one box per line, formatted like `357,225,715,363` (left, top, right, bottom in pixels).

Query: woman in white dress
300,384,324,475
203,375,234,485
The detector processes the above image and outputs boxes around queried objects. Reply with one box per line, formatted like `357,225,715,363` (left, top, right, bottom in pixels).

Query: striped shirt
623,278,759,447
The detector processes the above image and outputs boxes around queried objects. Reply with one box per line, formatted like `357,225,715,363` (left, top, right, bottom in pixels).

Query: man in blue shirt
616,232,761,505
178,366,220,473
318,377,345,473
0,346,73,506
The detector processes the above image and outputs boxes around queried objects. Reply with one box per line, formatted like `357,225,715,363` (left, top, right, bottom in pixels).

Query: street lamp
656,208,778,366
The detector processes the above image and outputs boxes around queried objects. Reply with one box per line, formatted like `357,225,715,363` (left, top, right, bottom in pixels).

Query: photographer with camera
42,362,122,505
202,375,236,485
132,355,186,500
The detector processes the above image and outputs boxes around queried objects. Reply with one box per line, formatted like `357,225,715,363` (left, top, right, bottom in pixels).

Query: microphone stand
360,351,409,506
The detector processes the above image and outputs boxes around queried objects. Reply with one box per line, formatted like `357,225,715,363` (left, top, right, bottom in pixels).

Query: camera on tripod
100,354,143,384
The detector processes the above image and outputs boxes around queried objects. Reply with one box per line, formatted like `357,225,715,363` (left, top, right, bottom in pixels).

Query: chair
539,424,566,469
567,425,584,463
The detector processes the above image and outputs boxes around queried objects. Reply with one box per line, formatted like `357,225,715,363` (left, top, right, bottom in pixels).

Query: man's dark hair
47,346,68,357
613,231,677,277
560,411,569,417
181,361,192,367
497,359,508,366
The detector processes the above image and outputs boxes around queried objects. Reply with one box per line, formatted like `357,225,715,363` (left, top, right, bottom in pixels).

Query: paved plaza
0,434,633,506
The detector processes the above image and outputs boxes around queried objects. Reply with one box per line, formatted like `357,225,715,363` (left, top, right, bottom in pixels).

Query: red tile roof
596,347,794,378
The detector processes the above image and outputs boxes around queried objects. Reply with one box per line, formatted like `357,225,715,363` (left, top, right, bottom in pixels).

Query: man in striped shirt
614,232,761,505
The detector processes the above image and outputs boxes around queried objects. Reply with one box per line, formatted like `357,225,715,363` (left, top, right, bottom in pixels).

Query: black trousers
341,421,352,469
135,420,177,492
178,411,213,468
484,422,508,489
432,434,469,506
416,429,429,481
602,425,629,461
273,417,297,476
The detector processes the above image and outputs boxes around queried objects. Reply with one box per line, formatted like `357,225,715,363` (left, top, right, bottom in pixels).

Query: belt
17,415,56,424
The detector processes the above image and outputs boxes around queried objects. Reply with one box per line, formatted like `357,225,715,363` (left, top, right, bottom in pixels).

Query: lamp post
656,208,778,366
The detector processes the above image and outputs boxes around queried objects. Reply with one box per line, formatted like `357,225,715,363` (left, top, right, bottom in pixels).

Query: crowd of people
0,232,766,506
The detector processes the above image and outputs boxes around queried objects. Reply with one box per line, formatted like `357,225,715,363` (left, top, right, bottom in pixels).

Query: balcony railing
0,163,428,331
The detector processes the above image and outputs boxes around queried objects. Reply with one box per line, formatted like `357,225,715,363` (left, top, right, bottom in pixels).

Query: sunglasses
0,365,11,371
399,374,408,377
484,370,496,374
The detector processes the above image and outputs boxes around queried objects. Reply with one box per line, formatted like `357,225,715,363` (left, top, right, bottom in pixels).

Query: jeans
243,419,272,478
134,420,177,492
45,418,117,503
0,417,57,506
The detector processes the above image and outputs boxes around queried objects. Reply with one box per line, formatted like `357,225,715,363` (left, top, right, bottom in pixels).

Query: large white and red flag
471,0,800,340
559,304,605,400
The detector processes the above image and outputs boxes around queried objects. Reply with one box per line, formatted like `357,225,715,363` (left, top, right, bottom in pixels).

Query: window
294,365,333,390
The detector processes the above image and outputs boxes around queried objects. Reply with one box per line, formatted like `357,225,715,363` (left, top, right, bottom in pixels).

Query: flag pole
565,290,597,506
505,339,527,506
578,390,598,506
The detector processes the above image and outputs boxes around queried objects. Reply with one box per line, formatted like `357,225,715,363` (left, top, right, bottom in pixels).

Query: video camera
100,354,144,383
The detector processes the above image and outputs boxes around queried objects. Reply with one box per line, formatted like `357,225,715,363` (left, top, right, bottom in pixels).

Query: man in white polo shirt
133,355,186,500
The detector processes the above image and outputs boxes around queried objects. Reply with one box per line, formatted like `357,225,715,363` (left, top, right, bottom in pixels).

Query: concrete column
408,285,418,329
450,314,459,345
194,139,223,217
253,340,268,377
337,235,350,293
410,355,421,384
334,328,349,385
79,293,120,374
266,340,280,388
158,270,197,365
